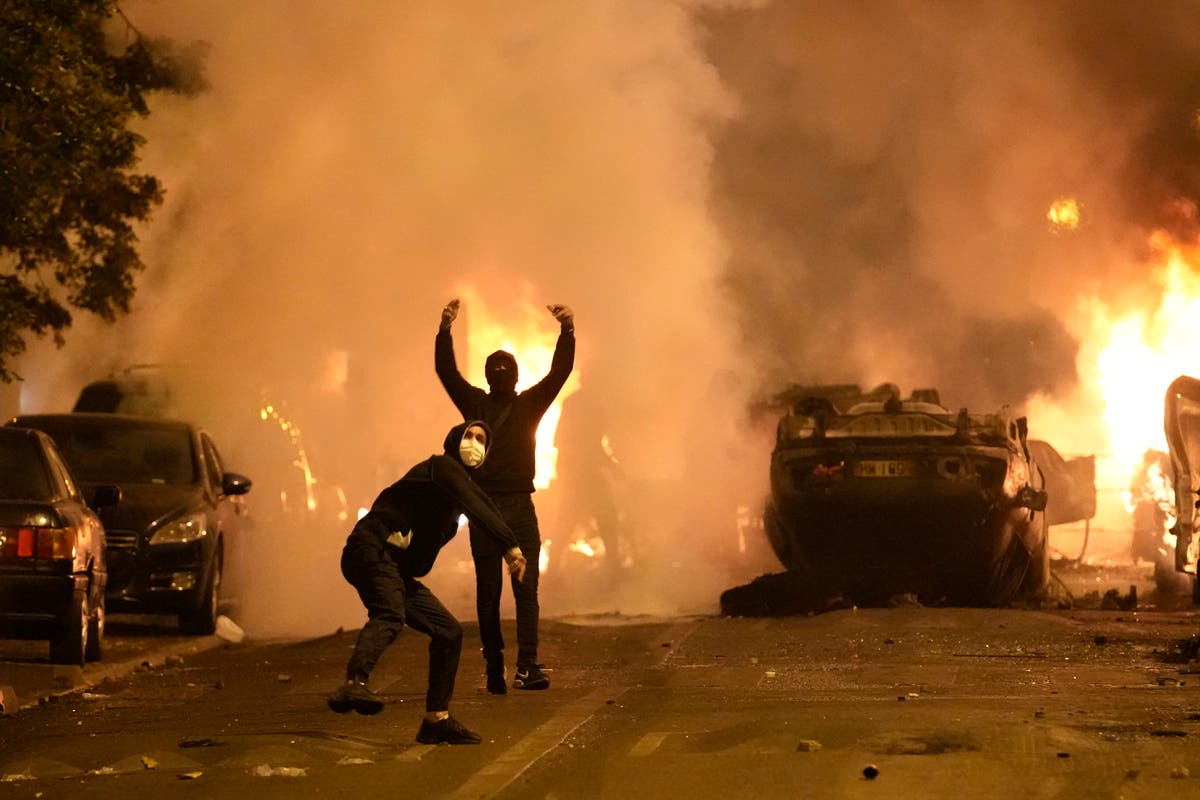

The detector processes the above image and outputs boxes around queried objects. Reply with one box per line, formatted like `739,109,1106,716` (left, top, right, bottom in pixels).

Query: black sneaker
416,715,482,745
486,660,507,695
513,663,550,690
327,681,384,715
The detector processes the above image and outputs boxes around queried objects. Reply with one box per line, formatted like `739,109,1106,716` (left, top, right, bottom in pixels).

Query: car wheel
179,556,220,635
85,593,104,662
49,588,88,667
1018,517,1051,598
985,538,1028,607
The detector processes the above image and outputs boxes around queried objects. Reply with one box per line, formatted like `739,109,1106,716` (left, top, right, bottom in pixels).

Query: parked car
7,413,252,634
764,384,1049,606
0,426,119,664
75,366,352,529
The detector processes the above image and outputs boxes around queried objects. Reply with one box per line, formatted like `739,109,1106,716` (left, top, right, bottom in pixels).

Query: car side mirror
222,472,253,496
1016,485,1048,511
90,484,122,509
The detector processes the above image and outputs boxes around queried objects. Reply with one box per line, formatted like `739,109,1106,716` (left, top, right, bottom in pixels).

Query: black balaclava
484,350,518,396
443,420,493,469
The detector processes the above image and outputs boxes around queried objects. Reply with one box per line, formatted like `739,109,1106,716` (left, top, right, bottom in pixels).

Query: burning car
764,384,1049,606
1162,375,1200,602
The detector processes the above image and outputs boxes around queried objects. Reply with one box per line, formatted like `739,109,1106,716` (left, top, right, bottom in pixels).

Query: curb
16,633,231,713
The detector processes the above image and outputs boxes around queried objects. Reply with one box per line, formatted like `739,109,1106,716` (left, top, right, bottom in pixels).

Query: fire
1047,198,1081,230
1094,233,1200,478
1029,231,1200,543
457,286,581,489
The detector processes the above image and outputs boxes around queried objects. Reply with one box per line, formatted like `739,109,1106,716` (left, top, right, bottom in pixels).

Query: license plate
854,460,917,477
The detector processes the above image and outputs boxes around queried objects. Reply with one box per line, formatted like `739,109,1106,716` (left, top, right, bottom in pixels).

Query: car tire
49,588,88,667
985,538,1028,607
1019,517,1051,598
179,555,220,635
85,593,104,663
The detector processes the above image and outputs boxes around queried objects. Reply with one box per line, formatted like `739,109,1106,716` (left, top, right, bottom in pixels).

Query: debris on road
251,764,307,777
179,737,225,748
216,615,245,644
862,764,879,779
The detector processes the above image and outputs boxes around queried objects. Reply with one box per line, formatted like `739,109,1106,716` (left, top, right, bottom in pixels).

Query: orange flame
1028,231,1200,541
1094,233,1200,477
1047,197,1081,230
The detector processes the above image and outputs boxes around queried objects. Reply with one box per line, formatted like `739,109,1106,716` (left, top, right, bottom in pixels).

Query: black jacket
347,423,517,577
435,326,575,494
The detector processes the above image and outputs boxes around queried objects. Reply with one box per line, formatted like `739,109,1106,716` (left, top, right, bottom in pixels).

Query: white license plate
854,460,917,477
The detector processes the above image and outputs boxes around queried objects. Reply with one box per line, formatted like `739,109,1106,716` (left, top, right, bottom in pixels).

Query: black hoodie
348,421,518,577
435,325,574,493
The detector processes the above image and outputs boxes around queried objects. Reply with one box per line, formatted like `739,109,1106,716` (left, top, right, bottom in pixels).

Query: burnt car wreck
759,384,1051,608
1163,375,1200,602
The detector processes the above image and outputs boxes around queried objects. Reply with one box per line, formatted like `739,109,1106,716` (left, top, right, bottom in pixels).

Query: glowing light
1094,234,1200,481
1047,198,1081,230
259,399,318,513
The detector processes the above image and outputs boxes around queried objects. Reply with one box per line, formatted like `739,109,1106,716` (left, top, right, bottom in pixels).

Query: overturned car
764,384,1050,606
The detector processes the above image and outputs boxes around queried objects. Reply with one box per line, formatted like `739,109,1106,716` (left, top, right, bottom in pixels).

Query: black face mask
485,351,518,395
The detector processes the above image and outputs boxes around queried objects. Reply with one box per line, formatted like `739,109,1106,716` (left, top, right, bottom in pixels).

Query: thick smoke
19,2,1200,635
17,1,766,635
704,1,1200,411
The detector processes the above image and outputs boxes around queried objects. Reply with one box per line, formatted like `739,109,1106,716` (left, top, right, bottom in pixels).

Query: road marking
628,731,669,757
447,688,610,800
397,744,436,762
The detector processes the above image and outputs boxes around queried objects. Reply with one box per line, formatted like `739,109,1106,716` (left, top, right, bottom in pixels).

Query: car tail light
0,525,75,560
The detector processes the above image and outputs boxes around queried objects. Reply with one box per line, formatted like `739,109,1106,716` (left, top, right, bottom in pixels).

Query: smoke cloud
704,1,1200,411
17,2,1200,634
17,0,765,636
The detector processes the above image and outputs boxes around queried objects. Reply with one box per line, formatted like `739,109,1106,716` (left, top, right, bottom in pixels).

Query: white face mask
459,436,486,468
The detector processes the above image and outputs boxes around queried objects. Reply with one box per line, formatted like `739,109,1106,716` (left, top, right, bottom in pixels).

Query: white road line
628,731,669,757
448,618,706,798
397,744,436,762
447,688,610,800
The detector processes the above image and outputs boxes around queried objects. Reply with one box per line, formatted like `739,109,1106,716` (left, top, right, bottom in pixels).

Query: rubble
215,615,245,644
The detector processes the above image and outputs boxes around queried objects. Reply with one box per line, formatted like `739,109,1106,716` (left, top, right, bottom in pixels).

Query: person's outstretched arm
524,304,576,411
435,298,480,412
429,455,527,581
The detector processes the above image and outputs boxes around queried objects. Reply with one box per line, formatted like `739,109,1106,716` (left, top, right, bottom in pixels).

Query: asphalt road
0,567,1199,799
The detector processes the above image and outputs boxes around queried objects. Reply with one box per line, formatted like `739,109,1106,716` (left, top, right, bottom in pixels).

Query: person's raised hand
547,304,574,330
441,298,461,330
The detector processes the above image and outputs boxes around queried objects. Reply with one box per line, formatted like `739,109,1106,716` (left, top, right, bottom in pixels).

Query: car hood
87,482,206,532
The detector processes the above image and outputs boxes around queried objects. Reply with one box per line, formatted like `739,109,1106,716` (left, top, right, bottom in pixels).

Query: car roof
0,425,56,447
10,412,197,434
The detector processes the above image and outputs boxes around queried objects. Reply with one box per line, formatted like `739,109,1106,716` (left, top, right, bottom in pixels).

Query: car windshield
0,436,54,501
40,424,196,486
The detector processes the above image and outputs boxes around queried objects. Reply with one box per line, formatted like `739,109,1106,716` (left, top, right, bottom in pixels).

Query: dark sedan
0,427,119,664
8,414,252,634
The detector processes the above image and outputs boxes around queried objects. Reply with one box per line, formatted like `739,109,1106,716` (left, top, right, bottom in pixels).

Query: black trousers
341,541,462,712
470,492,541,668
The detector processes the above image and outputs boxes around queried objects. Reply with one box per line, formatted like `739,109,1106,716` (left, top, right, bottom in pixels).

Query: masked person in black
328,421,527,745
436,298,575,693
